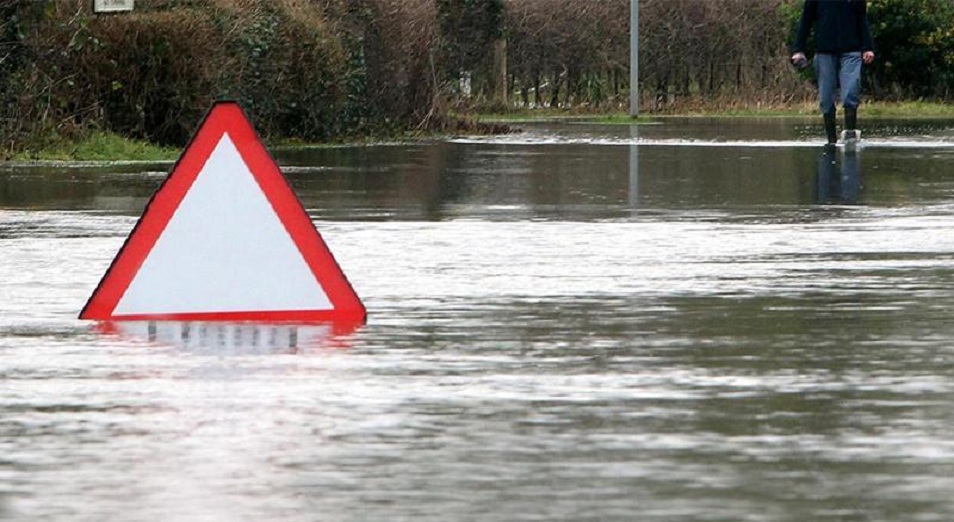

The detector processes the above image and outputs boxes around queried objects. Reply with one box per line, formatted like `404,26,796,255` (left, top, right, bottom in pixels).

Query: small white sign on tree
93,0,134,13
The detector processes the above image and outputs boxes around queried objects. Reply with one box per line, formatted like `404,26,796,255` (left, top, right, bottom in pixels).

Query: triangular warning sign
80,101,366,324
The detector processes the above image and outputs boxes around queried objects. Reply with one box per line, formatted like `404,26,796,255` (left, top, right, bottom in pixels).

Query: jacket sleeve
792,0,816,54
858,0,875,52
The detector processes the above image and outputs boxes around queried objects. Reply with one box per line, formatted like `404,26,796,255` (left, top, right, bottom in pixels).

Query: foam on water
451,134,954,149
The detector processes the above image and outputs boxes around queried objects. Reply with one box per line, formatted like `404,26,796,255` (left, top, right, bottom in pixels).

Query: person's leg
815,54,839,143
815,54,839,114
840,52,863,132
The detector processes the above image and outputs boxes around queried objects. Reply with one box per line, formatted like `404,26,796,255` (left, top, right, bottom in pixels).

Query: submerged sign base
98,320,358,353
81,101,365,324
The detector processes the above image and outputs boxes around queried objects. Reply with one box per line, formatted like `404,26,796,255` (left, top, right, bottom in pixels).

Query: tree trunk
533,72,540,107
491,37,507,107
549,70,560,107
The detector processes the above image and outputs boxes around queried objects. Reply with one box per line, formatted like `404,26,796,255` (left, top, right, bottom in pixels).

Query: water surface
2,118,954,521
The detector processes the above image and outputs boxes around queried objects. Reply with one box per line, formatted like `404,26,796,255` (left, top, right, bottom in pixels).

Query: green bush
0,0,440,156
866,0,954,98
436,0,505,96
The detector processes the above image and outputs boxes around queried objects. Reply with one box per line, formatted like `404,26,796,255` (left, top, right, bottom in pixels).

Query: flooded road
2,117,954,521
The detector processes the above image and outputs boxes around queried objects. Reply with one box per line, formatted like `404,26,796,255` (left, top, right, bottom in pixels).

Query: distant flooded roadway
2,117,954,521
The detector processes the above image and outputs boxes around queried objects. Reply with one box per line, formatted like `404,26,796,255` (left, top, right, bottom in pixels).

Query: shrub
0,0,441,155
866,0,954,98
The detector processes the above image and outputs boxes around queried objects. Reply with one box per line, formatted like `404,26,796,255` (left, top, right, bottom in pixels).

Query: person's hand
791,52,808,69
862,51,875,64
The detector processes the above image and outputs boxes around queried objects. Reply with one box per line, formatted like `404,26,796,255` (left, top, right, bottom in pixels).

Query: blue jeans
814,52,862,115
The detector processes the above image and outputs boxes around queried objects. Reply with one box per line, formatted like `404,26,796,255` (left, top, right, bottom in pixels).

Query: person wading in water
791,0,875,145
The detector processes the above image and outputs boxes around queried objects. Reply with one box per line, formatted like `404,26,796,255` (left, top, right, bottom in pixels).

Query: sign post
630,0,639,118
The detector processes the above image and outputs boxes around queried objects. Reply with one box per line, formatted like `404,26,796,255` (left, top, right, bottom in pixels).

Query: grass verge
8,131,179,162
476,101,954,123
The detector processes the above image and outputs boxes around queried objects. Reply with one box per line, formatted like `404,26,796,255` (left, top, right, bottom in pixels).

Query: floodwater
2,117,954,521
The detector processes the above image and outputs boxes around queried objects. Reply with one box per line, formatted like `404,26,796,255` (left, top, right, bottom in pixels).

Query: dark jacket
792,0,875,54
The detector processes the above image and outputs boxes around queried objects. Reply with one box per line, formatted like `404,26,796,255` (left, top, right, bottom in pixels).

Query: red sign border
80,101,366,324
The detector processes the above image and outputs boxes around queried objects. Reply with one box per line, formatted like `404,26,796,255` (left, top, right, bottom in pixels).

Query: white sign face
113,134,334,316
93,0,134,13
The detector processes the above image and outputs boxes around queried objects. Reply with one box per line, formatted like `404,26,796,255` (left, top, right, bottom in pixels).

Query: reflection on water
815,145,862,205
98,321,351,355
2,118,954,521
3,118,954,219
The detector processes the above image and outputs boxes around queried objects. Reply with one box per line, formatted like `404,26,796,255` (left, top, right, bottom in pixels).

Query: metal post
629,0,639,118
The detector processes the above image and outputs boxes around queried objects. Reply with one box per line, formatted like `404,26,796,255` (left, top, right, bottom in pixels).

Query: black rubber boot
843,107,861,144
823,111,837,144
845,108,857,131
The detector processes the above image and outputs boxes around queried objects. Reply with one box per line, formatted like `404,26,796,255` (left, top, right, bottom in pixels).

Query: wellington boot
845,108,857,131
823,112,837,145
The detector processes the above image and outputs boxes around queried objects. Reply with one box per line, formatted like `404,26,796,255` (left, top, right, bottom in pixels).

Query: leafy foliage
0,0,439,155
866,0,954,98
436,0,506,96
